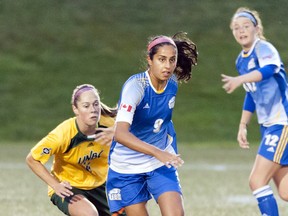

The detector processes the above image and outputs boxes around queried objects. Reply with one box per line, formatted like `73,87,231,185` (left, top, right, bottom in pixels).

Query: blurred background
1,0,287,144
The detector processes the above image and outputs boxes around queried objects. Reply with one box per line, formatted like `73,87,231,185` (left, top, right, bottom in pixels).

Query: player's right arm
26,152,73,198
237,110,253,149
237,92,255,149
115,121,184,168
115,77,183,168
221,71,262,94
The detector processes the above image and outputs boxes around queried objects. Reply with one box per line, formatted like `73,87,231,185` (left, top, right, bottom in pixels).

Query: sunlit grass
1,142,288,216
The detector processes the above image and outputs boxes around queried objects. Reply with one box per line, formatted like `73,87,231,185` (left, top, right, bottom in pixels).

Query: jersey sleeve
116,77,144,124
256,41,281,73
258,64,277,80
30,123,70,164
243,92,255,113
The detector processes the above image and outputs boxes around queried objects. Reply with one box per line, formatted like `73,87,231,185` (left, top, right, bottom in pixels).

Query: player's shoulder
58,117,75,128
124,71,149,89
39,117,76,152
52,117,76,134
99,115,115,127
130,71,148,82
255,40,277,54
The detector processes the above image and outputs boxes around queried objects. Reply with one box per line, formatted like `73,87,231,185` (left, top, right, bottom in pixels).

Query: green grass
1,142,288,216
1,0,288,143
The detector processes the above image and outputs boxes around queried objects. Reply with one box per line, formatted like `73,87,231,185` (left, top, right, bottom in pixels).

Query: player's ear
72,105,79,116
255,25,261,36
147,55,152,67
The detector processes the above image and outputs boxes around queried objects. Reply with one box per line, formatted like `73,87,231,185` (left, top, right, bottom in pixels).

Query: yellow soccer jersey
31,116,114,197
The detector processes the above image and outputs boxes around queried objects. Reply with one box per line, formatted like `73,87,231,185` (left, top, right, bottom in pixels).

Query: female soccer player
106,32,198,216
26,84,125,216
222,7,288,216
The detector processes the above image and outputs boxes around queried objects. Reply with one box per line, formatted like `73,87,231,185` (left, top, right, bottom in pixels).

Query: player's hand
237,125,249,149
221,74,243,94
165,154,184,169
156,150,184,169
94,127,115,146
53,181,73,198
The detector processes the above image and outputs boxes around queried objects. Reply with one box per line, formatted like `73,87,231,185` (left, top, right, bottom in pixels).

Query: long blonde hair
230,7,266,40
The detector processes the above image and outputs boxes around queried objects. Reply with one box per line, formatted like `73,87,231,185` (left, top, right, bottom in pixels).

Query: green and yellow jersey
31,116,114,197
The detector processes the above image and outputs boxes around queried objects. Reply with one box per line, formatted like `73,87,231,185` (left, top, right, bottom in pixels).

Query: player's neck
76,119,97,136
148,71,167,91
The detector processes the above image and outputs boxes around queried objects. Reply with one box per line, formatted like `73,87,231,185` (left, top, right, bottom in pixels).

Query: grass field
1,142,288,216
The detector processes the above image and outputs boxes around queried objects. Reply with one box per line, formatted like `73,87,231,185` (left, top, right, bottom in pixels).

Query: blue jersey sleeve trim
258,64,277,80
243,93,255,112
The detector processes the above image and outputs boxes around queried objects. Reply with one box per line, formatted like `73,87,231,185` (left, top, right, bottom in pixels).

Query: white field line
226,195,255,204
0,162,53,169
181,163,250,171
0,161,249,171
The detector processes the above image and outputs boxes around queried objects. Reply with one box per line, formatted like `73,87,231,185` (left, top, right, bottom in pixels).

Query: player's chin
161,75,172,81
88,118,99,125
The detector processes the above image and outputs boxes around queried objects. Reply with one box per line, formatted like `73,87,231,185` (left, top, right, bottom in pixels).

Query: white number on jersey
243,82,257,92
153,119,164,133
264,134,279,147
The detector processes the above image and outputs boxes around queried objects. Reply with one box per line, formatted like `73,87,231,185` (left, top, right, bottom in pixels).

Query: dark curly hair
147,32,198,82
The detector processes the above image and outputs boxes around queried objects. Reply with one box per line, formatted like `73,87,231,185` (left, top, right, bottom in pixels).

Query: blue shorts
106,165,182,212
258,124,288,165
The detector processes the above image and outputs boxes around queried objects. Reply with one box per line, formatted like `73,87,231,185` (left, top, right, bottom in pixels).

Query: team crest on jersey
248,58,256,70
168,96,175,109
41,147,51,155
108,188,122,200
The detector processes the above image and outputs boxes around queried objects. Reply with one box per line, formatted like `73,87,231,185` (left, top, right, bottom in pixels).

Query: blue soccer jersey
236,39,288,126
109,71,178,174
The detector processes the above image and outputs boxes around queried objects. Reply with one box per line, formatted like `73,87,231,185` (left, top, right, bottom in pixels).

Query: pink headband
147,36,176,52
73,86,94,105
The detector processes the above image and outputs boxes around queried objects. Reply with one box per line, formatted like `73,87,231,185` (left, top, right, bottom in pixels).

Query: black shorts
50,183,111,216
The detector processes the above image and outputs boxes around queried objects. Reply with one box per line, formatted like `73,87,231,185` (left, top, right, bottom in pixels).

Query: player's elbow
114,129,125,143
114,122,130,143
25,152,35,168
